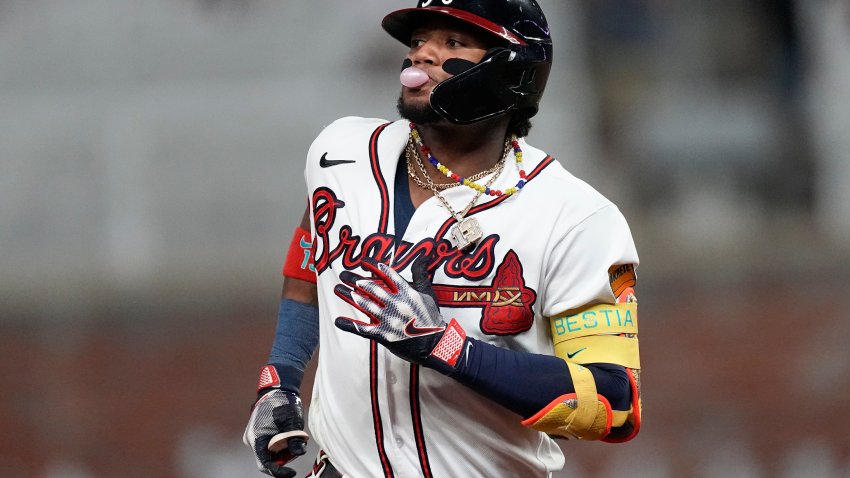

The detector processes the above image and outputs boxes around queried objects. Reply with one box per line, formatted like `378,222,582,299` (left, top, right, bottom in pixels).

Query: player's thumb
288,436,307,456
334,316,361,335
411,254,438,303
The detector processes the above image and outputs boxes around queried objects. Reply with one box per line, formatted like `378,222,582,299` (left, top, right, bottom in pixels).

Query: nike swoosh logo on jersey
404,318,445,337
319,152,355,168
566,348,587,359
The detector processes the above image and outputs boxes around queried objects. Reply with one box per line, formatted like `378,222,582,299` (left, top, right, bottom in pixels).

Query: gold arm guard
525,297,642,442
521,362,614,440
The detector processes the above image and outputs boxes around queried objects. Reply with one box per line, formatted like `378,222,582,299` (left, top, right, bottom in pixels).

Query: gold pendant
450,217,483,252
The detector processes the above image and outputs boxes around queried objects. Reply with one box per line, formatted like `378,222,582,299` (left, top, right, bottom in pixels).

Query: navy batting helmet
383,0,553,125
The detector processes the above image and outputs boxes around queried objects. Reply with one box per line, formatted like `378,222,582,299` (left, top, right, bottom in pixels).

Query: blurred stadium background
2,0,849,477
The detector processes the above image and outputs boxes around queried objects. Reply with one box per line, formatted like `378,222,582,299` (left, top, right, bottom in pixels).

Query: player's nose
410,41,439,66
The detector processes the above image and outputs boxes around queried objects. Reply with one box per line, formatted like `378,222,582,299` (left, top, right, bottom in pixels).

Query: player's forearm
281,277,318,306
266,207,320,391
268,296,319,393
448,338,630,419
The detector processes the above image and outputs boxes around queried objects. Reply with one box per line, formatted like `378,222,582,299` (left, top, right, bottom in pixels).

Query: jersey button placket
379,352,421,476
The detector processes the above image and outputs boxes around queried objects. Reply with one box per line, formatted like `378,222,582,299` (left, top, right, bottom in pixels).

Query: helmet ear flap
430,48,519,124
509,61,551,117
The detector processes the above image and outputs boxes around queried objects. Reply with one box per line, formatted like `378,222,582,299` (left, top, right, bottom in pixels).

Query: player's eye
447,38,463,48
410,38,425,48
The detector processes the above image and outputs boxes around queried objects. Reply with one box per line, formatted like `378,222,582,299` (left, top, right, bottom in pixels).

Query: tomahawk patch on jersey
432,249,536,335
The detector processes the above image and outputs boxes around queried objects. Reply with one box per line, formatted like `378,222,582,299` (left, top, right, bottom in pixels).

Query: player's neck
415,117,510,178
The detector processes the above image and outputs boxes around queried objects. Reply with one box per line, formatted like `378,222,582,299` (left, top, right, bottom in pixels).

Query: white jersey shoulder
519,140,617,225
305,117,390,170
515,144,638,314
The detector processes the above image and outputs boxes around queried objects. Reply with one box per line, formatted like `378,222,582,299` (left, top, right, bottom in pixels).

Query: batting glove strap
257,365,281,392
256,363,304,397
423,318,469,374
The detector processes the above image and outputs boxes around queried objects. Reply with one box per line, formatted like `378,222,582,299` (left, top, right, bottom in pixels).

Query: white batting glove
333,257,468,373
243,366,309,478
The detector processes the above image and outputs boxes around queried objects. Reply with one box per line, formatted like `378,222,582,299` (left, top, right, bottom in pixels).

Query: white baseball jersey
303,117,639,478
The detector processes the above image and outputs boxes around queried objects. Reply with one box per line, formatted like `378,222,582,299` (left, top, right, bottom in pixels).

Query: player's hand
334,257,468,373
243,375,308,478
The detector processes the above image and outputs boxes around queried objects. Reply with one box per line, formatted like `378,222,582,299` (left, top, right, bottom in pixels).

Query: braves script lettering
312,187,497,280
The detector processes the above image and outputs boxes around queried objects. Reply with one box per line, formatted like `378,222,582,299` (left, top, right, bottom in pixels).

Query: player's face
399,19,494,118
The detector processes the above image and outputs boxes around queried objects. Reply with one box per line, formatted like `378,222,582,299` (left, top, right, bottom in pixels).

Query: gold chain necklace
406,135,507,251
406,142,455,191
410,123,526,197
406,139,510,191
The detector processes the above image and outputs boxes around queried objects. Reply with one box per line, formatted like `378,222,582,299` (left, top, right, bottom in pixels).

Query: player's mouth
400,63,445,92
402,80,434,100
405,82,433,94
404,76,438,91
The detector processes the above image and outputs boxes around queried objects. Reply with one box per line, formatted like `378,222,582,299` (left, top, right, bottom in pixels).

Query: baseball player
244,1,642,477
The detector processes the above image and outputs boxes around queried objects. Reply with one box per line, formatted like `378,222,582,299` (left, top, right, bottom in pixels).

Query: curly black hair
508,113,532,138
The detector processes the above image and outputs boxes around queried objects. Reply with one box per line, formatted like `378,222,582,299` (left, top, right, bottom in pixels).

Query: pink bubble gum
400,67,429,88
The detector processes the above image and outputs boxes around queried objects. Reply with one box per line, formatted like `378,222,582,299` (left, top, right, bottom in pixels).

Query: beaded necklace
406,123,525,251
406,138,509,191
409,123,528,197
